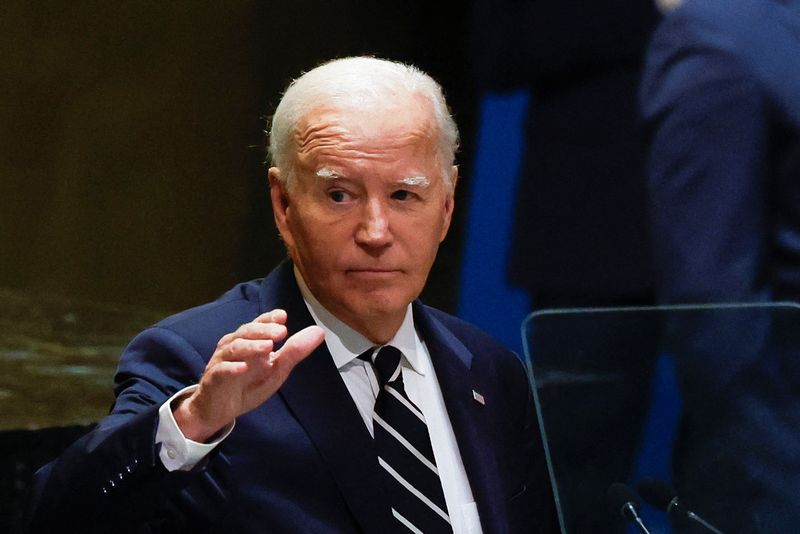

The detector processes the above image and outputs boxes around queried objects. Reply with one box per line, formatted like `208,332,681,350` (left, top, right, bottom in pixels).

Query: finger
254,309,287,324
270,325,325,369
217,321,287,348
234,322,287,341
213,338,274,363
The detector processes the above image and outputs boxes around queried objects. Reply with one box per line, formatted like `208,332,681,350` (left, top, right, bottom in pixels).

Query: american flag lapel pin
472,389,486,405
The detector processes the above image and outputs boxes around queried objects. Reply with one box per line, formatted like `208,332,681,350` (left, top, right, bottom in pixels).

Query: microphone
636,478,726,534
606,483,652,534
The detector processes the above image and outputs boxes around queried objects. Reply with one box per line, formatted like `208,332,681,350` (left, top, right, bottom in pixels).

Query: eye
328,190,351,203
391,189,413,201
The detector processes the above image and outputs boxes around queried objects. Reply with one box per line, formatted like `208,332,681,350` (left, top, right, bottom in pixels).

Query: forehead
292,99,440,170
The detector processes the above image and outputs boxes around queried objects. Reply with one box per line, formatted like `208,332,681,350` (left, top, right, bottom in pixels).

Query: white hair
268,56,459,190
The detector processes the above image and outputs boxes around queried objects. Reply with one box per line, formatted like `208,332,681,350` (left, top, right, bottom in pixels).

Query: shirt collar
294,266,424,375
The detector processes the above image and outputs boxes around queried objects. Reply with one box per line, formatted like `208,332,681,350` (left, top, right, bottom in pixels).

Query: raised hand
173,309,325,442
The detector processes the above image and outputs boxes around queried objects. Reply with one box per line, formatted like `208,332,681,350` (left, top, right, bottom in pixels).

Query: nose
355,198,392,248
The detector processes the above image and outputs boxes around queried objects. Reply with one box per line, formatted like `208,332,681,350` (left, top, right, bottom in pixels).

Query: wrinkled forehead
290,99,441,165
295,92,437,140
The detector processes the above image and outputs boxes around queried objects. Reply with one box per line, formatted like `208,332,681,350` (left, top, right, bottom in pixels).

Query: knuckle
236,323,252,337
271,324,288,337
230,338,248,353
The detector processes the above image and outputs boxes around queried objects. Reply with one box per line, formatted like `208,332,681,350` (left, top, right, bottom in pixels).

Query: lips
345,268,401,278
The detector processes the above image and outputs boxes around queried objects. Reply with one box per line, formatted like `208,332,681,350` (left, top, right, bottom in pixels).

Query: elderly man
26,57,557,534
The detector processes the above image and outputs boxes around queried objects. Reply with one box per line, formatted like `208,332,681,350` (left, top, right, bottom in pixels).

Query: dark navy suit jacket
27,261,557,533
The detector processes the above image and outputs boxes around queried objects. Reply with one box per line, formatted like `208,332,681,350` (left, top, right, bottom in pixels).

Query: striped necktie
364,345,452,533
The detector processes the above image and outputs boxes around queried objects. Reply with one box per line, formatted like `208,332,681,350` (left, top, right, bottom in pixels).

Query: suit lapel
414,302,509,534
260,262,391,532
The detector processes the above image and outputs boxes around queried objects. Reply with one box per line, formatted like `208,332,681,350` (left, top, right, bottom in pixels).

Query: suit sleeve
640,16,770,303
26,326,210,533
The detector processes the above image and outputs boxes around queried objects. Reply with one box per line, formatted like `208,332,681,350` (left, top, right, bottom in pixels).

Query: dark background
0,0,477,315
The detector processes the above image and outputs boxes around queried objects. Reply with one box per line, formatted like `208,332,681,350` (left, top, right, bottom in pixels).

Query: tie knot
362,345,402,387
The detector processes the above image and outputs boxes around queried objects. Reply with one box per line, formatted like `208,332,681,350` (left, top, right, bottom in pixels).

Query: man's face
269,100,456,342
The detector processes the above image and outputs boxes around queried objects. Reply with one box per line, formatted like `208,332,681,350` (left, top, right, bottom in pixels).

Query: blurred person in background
642,0,800,530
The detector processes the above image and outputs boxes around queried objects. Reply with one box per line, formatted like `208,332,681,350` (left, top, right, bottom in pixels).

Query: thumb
272,325,325,369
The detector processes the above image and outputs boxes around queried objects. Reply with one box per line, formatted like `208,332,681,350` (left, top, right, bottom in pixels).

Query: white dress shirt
155,270,482,533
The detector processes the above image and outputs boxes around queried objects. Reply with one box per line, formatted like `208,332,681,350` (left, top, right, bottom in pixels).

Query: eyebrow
316,168,342,180
399,175,431,188
315,168,431,188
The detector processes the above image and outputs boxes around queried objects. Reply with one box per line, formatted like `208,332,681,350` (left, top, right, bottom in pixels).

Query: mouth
346,269,401,279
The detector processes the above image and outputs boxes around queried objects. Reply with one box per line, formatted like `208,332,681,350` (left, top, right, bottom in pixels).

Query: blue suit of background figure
26,261,557,534
641,0,800,531
643,0,800,305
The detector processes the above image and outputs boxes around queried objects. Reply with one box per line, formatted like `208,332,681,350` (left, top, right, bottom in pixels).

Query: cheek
290,218,346,266
286,206,324,247
403,223,443,266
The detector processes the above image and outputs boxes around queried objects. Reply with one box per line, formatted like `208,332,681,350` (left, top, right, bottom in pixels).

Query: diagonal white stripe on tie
374,413,439,475
393,508,425,534
379,457,451,523
385,384,426,423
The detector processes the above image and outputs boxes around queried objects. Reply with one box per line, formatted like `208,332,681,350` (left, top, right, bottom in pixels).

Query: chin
349,291,413,318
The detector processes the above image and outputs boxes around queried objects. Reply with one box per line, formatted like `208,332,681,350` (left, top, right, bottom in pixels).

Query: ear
439,165,458,242
268,167,295,249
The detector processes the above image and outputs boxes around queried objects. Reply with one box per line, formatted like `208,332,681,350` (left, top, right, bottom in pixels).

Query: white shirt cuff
155,385,235,472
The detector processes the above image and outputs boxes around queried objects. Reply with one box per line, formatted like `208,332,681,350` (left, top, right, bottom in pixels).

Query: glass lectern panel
522,303,800,534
